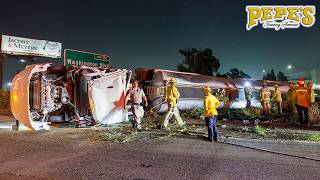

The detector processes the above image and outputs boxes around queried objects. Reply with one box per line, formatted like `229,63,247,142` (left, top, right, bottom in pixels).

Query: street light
262,69,266,73
287,64,292,70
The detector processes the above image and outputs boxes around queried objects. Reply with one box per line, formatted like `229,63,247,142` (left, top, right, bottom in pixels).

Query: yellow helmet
203,86,211,92
168,78,176,84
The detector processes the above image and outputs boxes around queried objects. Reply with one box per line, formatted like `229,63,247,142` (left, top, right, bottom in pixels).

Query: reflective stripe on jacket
204,93,220,117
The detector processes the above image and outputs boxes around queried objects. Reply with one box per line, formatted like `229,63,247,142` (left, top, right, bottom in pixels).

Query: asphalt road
0,129,320,180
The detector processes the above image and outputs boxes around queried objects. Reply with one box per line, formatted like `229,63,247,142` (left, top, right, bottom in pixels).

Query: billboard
1,35,62,58
64,49,111,68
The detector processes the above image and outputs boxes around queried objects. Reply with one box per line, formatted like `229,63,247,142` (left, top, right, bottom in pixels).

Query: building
288,68,320,89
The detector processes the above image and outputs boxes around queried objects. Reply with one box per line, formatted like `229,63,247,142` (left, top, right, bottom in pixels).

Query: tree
271,70,277,81
263,69,288,81
263,69,277,81
262,74,267,80
217,68,251,79
177,48,220,76
216,72,228,78
277,71,288,82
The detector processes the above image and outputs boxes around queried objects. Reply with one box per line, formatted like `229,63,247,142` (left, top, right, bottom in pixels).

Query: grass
306,133,320,142
253,125,267,136
239,125,269,137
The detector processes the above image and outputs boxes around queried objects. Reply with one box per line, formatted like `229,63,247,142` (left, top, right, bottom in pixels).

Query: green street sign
64,49,111,68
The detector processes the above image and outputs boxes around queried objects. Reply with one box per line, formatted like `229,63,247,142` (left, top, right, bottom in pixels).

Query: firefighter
272,84,282,114
293,78,311,127
125,80,148,132
163,78,185,129
244,87,252,108
307,81,315,105
260,81,271,114
203,86,220,142
286,83,295,114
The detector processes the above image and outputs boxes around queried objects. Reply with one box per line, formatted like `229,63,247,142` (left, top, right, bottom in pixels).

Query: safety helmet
297,77,305,86
203,86,211,92
168,78,176,84
307,81,313,88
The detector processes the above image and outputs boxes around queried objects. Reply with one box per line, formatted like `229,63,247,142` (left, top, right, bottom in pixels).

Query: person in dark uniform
125,80,148,132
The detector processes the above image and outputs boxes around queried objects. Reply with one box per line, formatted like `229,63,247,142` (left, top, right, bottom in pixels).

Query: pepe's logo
246,5,316,31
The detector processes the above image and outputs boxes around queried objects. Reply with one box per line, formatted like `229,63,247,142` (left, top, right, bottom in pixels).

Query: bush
181,108,204,119
241,107,262,120
0,90,10,111
218,108,230,120
309,103,320,124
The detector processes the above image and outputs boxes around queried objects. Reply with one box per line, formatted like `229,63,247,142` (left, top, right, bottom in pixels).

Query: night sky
1,0,320,86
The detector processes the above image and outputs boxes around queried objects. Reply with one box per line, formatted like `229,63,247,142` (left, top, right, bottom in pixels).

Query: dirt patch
2,111,319,146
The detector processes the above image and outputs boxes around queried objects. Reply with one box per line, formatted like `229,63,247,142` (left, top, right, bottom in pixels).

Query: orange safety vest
293,86,310,107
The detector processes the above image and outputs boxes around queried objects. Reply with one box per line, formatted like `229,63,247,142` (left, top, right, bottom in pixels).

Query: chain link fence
309,102,320,124
0,90,10,112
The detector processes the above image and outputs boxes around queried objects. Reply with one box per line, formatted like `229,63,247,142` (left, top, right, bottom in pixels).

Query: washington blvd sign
64,49,111,68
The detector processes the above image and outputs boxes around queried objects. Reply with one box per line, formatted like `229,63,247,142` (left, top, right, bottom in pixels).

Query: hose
144,96,166,113
220,137,320,162
145,99,167,113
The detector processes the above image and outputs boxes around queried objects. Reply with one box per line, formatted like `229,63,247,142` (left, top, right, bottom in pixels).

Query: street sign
64,49,111,68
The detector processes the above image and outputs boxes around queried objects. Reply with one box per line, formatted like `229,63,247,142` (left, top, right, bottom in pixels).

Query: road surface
0,128,320,180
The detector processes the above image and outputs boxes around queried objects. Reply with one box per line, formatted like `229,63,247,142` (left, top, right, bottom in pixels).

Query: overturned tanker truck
10,63,131,130
136,68,290,112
